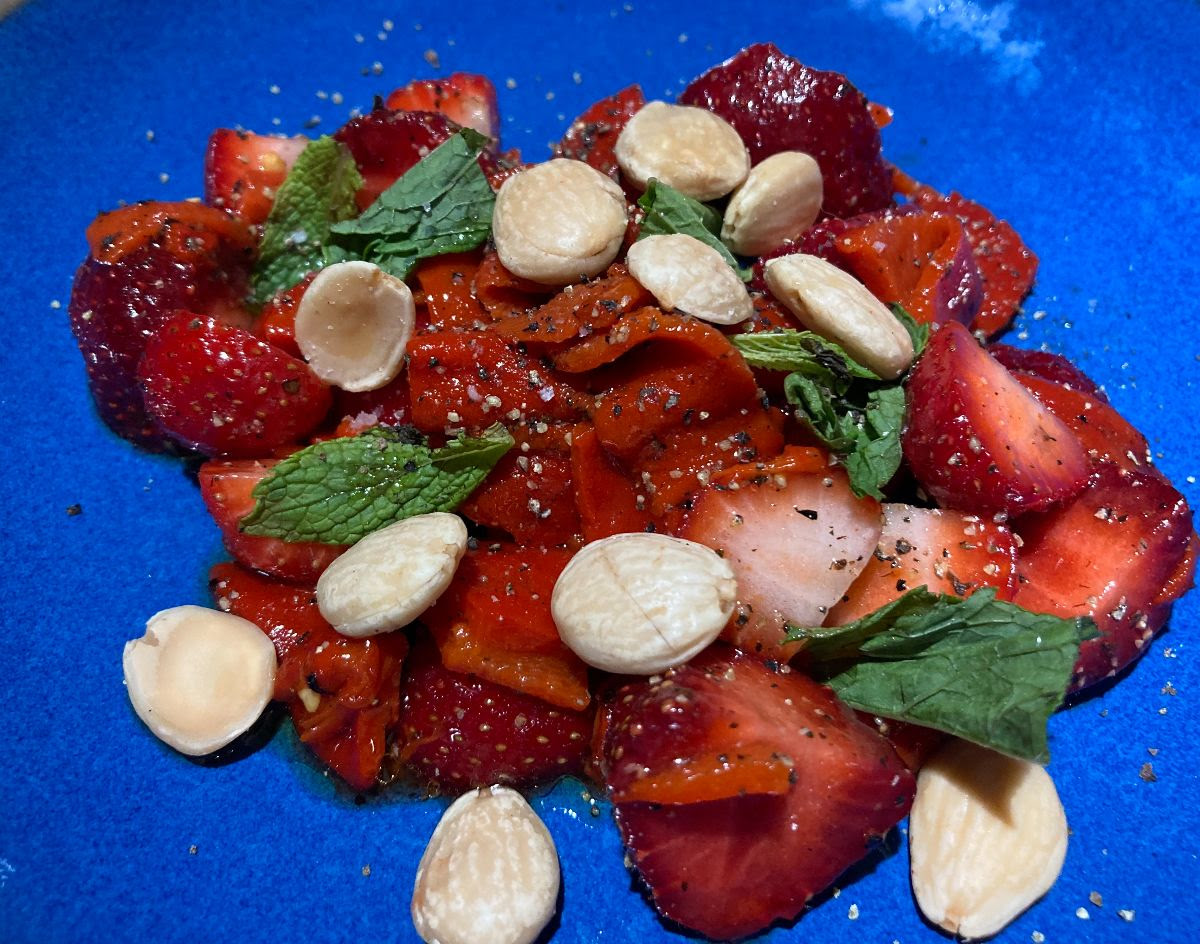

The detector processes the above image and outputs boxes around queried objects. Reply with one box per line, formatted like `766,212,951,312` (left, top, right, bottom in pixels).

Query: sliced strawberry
1016,374,1151,472
384,72,500,139
680,469,882,658
989,344,1107,399
138,313,332,457
827,503,1018,624
198,458,345,582
333,107,459,210
68,203,255,451
903,321,1089,516
607,648,914,941
423,543,589,710
252,273,314,358
905,185,1038,336
458,450,582,546
554,84,645,181
203,129,308,224
1013,462,1195,691
209,561,407,792
397,641,592,790
679,42,891,217
406,330,584,435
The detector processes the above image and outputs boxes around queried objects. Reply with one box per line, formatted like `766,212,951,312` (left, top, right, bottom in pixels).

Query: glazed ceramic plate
2,0,1197,941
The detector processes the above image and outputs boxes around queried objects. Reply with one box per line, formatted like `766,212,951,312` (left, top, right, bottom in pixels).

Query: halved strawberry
204,129,308,224
679,43,891,217
989,343,1107,400
606,648,914,941
826,503,1018,624
554,84,645,181
138,313,332,457
68,202,255,451
1013,462,1195,691
209,562,408,792
198,458,345,582
903,321,1089,516
422,543,588,709
252,273,314,358
384,72,500,139
1016,374,1151,472
680,468,882,658
397,641,592,790
333,107,458,210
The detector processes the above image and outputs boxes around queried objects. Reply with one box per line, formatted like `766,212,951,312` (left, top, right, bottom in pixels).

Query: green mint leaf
743,329,908,499
787,587,1097,763
637,179,752,281
250,136,363,305
328,128,494,281
891,303,930,357
239,424,514,544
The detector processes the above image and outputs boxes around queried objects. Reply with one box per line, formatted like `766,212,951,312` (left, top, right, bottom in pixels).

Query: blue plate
2,1,1197,941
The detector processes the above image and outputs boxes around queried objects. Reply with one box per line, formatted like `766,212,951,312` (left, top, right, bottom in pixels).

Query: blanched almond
123,605,277,756
721,151,823,256
615,100,750,201
316,512,468,637
492,158,628,285
909,740,1068,940
551,532,737,674
294,260,415,392
411,785,560,944
763,253,914,380
626,234,753,325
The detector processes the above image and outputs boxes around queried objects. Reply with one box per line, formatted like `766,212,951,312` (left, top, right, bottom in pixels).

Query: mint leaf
250,136,363,305
787,588,1096,763
735,329,906,499
891,303,930,357
328,128,494,280
240,424,513,544
637,179,751,280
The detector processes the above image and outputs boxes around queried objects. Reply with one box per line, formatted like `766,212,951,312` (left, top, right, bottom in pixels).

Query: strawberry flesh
384,72,500,139
554,84,645,182
1016,374,1150,472
903,321,1089,516
990,344,1108,400
203,129,308,224
333,108,459,210
679,43,891,218
1013,462,1195,691
608,648,914,941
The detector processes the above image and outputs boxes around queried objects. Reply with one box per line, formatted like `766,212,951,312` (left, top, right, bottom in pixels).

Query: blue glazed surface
1,1,1198,941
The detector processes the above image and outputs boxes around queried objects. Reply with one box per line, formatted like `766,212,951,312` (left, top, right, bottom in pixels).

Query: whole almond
909,740,1068,940
411,785,560,944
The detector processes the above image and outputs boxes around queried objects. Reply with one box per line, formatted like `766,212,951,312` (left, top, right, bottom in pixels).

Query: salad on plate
68,41,1197,943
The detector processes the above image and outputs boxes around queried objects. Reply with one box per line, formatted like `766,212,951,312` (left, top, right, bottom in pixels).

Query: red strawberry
605,648,914,941
198,458,345,582
68,202,255,451
209,562,408,791
204,129,308,224
138,313,331,457
397,641,592,790
1013,462,1195,691
989,343,1108,400
679,43,891,218
827,503,1018,624
903,321,1089,516
384,72,500,139
333,107,459,210
252,273,314,358
332,373,415,435
905,185,1038,336
554,84,645,181
1016,374,1150,472
679,468,882,658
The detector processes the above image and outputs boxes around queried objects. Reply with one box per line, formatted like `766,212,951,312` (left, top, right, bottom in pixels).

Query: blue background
1,0,1198,941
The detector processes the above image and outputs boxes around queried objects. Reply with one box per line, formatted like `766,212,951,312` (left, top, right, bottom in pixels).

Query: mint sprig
239,424,513,545
328,128,494,280
637,179,751,280
787,587,1097,763
250,136,363,305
